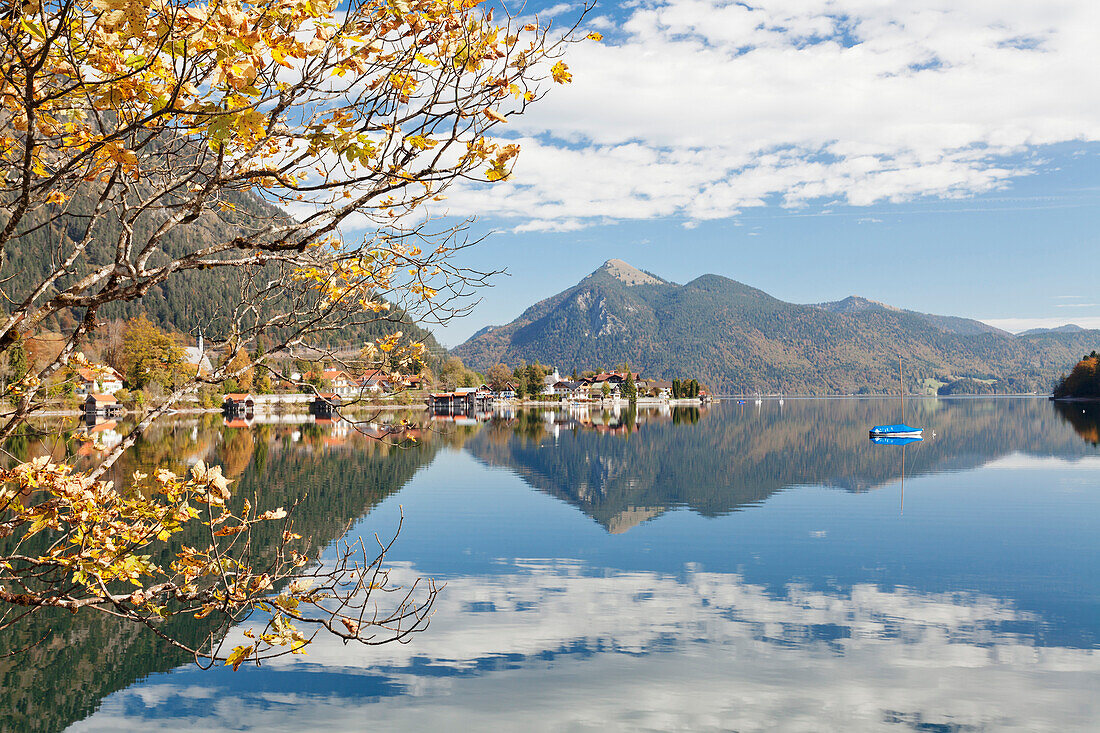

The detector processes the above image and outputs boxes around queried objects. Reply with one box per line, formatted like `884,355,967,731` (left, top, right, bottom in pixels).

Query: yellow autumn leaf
225,645,252,671
586,32,604,41
484,108,508,123
551,60,572,84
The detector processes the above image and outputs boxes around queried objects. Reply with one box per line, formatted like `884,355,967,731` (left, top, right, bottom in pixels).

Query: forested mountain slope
453,260,1099,394
2,186,439,350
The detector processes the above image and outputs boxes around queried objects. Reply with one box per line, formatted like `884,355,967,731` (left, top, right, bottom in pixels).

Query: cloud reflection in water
69,559,1100,732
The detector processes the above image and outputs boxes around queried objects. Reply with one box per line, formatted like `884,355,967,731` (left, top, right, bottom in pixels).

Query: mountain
452,260,1100,394
814,296,1009,336
3,186,439,350
1019,324,1086,336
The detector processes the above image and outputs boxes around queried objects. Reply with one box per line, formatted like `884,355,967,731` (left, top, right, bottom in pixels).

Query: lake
4,397,1099,732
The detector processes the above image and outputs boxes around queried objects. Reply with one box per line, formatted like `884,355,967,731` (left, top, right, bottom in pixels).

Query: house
311,392,342,417
591,371,639,386
552,380,585,398
429,386,492,413
646,380,673,398
359,370,393,394
322,370,361,399
84,393,123,417
223,393,255,414
75,366,124,396
495,382,517,400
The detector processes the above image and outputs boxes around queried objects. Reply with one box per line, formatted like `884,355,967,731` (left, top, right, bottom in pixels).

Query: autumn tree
226,349,255,393
486,363,513,391
120,315,186,390
0,0,590,669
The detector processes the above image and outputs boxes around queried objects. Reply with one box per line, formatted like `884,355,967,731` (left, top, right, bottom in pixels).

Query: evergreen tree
7,338,27,384
622,372,637,402
525,363,543,398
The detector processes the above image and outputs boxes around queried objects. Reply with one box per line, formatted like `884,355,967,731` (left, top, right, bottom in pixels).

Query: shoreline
16,393,1059,419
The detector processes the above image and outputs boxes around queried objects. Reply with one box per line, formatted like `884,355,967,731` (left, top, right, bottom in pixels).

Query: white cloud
539,2,574,18
1056,303,1100,308
436,0,1100,229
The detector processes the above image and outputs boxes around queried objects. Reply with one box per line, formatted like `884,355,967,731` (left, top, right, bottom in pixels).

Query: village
427,367,708,413
4,316,705,422
73,359,707,421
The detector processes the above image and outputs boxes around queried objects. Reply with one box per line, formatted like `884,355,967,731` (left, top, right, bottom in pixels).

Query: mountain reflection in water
0,398,1096,732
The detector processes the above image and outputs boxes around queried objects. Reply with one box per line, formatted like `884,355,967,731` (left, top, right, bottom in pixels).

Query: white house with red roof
75,366,124,396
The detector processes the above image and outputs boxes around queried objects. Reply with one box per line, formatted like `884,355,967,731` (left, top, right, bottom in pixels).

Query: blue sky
412,0,1100,346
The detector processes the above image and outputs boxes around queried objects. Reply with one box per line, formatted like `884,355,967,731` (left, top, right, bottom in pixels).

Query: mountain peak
815,295,898,313
600,259,664,286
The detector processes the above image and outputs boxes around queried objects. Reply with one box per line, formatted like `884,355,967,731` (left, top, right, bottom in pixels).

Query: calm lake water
4,397,1100,732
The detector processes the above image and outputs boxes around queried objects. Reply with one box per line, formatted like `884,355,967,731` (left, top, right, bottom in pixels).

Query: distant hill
452,260,1100,394
814,296,1009,337
1019,324,1086,336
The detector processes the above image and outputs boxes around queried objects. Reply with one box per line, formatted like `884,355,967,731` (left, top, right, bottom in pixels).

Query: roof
87,393,117,404
77,367,122,382
224,393,254,401
554,380,583,389
315,392,340,400
360,369,392,385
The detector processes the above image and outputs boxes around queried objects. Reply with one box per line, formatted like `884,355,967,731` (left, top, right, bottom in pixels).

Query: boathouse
223,393,255,415
84,393,123,417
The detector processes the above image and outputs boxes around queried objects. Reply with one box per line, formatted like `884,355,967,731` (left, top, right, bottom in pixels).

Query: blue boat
870,435,923,446
869,423,923,439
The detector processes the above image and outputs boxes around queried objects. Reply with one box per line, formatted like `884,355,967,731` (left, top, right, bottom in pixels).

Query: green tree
601,382,611,400
7,338,28,385
525,363,544,398
672,379,682,399
622,372,637,402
